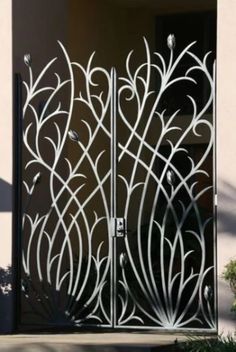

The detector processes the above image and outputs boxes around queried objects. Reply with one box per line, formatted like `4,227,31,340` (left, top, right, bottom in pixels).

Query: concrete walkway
0,333,192,352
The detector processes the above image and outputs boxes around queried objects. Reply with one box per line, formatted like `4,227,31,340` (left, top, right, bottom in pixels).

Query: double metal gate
19,36,216,331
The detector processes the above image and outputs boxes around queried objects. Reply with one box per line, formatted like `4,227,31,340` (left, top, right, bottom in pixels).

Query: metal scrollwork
21,35,216,331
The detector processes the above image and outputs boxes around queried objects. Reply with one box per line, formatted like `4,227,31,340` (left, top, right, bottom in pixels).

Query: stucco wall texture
217,0,236,334
0,0,12,269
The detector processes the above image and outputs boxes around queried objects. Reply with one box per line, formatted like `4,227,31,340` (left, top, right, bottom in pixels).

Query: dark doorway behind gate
13,0,217,333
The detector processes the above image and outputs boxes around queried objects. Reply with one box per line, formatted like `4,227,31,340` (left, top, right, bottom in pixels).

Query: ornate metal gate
19,36,216,331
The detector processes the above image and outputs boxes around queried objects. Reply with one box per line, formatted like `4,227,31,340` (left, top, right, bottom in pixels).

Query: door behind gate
18,13,216,332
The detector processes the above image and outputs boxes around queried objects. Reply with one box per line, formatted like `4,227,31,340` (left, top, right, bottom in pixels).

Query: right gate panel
115,36,216,330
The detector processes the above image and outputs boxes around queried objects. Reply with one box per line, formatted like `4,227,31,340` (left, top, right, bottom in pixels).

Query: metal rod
12,73,23,331
213,60,218,331
110,67,117,327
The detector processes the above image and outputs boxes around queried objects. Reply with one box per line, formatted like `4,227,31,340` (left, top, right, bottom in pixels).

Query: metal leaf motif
33,172,41,185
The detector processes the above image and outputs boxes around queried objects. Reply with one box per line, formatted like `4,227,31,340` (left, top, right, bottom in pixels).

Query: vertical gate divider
13,73,23,331
213,61,218,330
110,67,117,327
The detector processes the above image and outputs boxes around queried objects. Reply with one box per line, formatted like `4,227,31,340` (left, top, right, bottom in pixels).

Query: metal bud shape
21,279,29,297
33,172,41,185
166,170,175,186
204,285,213,301
167,34,176,50
120,252,128,269
24,53,32,67
68,130,79,142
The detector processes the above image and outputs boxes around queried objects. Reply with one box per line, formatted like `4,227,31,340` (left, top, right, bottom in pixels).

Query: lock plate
112,218,126,237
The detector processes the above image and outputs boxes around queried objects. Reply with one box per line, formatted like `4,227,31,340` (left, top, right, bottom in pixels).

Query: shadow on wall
0,178,12,331
0,178,12,212
0,265,12,332
218,180,236,237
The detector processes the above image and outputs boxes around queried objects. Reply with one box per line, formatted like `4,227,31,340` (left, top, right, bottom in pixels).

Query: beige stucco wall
0,1,12,270
0,0,13,333
217,0,236,334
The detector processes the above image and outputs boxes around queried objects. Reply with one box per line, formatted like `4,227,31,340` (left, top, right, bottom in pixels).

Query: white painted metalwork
21,35,216,330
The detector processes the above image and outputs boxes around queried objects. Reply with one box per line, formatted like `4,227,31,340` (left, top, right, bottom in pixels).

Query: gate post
217,0,236,335
0,0,14,333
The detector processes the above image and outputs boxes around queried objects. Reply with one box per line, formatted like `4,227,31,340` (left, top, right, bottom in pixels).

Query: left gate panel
14,1,112,330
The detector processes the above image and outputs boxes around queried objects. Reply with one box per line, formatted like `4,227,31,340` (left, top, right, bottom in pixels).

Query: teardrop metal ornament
204,285,213,301
167,34,176,50
24,53,32,67
68,129,79,142
166,170,175,186
120,253,128,268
